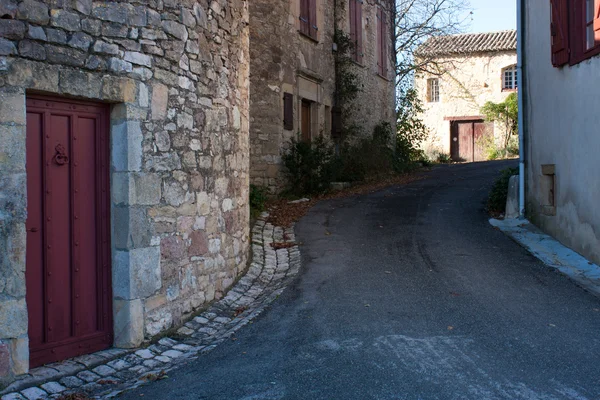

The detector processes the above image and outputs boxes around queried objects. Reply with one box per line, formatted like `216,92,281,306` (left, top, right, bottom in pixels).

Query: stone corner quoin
0,0,250,386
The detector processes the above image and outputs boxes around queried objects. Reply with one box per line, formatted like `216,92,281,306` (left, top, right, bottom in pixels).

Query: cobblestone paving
0,215,301,400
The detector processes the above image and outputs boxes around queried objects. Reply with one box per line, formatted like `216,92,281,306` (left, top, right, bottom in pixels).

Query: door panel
26,96,112,367
474,122,494,162
458,122,474,162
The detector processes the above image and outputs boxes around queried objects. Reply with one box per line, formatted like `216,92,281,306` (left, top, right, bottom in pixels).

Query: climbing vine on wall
333,28,362,136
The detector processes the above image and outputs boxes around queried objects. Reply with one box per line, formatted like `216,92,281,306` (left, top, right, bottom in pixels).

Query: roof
417,30,517,57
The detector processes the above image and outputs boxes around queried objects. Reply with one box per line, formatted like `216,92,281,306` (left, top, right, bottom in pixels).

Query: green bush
249,184,268,218
488,167,519,213
396,87,429,171
436,152,452,163
282,135,337,196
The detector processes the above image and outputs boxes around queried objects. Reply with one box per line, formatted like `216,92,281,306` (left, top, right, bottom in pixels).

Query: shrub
396,87,429,171
249,184,268,218
282,135,337,196
436,152,452,163
488,167,519,214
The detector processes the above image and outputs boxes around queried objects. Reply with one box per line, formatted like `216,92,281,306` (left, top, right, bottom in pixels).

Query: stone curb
1,214,301,400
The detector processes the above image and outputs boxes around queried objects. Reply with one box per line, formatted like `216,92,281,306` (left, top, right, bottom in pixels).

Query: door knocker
53,144,69,166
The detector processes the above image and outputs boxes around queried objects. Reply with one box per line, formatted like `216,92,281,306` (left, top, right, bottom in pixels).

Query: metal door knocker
53,144,69,166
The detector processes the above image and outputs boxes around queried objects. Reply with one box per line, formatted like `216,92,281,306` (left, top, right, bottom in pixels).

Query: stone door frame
1,65,161,378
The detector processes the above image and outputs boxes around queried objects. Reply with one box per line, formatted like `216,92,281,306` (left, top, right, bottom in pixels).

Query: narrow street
121,160,600,400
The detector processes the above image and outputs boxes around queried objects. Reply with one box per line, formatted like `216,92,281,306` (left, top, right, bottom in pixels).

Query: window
502,65,518,90
377,6,388,77
283,93,294,131
300,0,318,40
349,0,363,63
427,78,439,103
550,0,600,66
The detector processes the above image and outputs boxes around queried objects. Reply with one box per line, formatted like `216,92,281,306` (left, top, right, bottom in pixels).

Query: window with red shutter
565,0,600,65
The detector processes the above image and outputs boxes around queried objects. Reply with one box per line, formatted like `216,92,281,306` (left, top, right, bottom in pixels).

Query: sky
466,0,517,33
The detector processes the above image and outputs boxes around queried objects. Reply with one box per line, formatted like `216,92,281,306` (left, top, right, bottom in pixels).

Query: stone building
415,30,517,162
0,0,249,385
249,0,396,192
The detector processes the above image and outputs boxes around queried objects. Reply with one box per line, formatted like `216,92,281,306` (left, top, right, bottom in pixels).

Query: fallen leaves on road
57,394,92,400
447,326,454,331
233,306,248,317
449,291,461,297
271,242,296,250
266,172,425,227
97,379,119,385
140,370,168,382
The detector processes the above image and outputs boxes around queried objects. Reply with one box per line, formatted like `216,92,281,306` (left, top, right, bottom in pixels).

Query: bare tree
393,0,473,85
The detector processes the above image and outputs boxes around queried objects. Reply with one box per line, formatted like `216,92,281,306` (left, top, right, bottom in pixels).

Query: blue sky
466,0,517,33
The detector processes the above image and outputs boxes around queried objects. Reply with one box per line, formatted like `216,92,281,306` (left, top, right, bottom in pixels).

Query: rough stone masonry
0,0,249,387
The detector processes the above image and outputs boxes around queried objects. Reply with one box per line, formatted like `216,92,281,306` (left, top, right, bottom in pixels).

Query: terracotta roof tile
417,30,517,57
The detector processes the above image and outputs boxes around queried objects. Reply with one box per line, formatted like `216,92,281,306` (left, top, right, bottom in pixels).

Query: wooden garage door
451,120,493,162
25,96,112,367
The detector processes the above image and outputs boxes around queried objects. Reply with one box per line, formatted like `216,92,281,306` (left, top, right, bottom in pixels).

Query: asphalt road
120,160,600,400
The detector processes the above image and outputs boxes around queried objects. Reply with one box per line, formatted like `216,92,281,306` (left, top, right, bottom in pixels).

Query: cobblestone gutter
0,215,301,400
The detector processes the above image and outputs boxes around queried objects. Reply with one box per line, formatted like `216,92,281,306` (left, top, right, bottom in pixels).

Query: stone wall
0,0,249,385
415,51,517,157
337,0,396,138
249,0,396,193
249,0,336,192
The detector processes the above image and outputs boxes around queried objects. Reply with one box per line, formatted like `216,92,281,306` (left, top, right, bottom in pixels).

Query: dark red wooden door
451,120,493,162
26,96,112,368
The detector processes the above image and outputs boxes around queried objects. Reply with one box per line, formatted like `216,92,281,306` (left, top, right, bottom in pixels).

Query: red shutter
283,93,294,131
356,0,363,63
349,0,356,59
309,0,318,39
550,0,569,67
382,9,388,75
594,0,600,43
300,0,310,36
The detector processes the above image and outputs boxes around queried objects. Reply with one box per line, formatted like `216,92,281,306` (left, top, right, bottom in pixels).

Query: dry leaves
266,172,424,227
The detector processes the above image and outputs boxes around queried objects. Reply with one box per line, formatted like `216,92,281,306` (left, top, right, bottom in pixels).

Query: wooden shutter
377,7,387,76
594,0,600,43
356,0,363,63
309,0,318,39
382,8,388,75
300,0,310,36
349,0,356,59
283,93,293,131
550,0,569,67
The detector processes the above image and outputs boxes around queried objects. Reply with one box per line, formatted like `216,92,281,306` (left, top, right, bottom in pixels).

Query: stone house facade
249,0,396,192
0,0,249,386
415,31,517,162
521,0,600,265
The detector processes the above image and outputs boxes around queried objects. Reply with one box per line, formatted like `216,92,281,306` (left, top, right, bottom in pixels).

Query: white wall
415,51,517,157
524,0,600,264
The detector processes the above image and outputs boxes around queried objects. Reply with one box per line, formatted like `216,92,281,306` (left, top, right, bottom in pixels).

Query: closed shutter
550,0,569,66
349,0,356,58
300,0,310,36
377,7,388,76
309,0,318,39
283,93,294,131
594,0,600,43
356,0,363,63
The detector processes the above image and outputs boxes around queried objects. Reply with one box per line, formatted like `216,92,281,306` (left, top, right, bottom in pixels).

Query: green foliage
488,167,519,213
396,87,430,169
249,184,268,218
282,122,402,197
334,29,361,128
481,92,519,154
435,152,452,163
282,135,337,196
